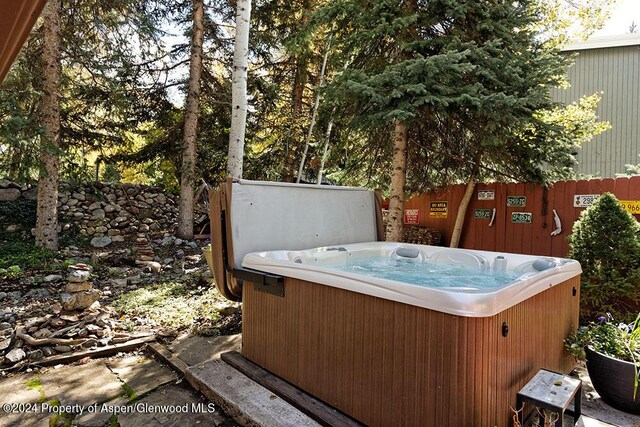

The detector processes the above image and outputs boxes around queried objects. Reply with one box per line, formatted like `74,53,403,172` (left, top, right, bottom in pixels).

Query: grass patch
121,383,138,401
26,376,46,402
112,281,229,330
0,240,56,270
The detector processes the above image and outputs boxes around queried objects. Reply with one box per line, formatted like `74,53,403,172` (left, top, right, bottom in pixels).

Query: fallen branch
16,332,85,347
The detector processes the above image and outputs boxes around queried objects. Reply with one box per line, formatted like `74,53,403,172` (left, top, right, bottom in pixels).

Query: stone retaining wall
0,180,179,244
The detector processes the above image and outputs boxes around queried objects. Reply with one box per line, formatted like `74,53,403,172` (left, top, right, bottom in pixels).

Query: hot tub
242,242,581,317
209,180,581,427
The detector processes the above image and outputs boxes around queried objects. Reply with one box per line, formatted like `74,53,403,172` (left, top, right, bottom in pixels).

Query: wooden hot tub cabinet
242,276,580,427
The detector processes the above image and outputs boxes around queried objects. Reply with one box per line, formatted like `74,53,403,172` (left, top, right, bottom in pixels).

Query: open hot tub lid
209,179,384,300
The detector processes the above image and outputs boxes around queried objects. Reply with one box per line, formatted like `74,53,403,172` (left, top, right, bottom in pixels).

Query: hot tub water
326,256,522,290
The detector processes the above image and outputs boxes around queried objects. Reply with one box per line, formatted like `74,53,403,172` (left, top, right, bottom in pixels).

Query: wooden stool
516,369,582,426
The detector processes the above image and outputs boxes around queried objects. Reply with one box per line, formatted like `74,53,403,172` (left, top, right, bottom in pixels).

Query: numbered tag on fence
511,212,532,224
619,200,640,215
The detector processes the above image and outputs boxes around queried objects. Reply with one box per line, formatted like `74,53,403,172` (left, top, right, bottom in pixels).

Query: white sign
574,194,600,208
478,190,495,200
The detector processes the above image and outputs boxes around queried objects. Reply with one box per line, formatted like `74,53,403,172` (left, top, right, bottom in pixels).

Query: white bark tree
226,0,251,179
296,32,333,183
35,0,62,250
177,0,205,239
385,120,408,242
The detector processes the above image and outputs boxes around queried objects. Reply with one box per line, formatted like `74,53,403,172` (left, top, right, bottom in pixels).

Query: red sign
404,209,420,225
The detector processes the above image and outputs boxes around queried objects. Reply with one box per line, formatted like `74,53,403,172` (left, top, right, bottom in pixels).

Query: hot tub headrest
395,247,420,258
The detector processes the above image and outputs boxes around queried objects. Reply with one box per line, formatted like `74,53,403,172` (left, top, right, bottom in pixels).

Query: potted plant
566,313,640,414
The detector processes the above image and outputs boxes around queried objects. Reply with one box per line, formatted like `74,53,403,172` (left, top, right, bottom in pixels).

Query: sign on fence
429,201,448,218
573,194,600,208
511,212,532,224
507,196,526,207
478,190,495,200
404,209,420,225
620,200,640,215
474,209,492,219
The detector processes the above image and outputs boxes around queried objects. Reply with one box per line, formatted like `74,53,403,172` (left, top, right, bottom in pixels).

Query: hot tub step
186,358,320,427
222,351,364,427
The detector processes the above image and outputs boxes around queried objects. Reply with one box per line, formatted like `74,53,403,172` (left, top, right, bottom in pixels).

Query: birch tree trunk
177,0,204,239
296,32,332,183
35,0,61,250
316,115,334,184
226,0,251,179
385,120,408,242
450,156,481,248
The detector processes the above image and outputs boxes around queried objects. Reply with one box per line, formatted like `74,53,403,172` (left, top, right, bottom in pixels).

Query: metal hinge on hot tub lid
220,210,285,297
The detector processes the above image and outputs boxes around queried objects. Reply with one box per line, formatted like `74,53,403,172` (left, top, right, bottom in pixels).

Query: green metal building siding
551,41,640,178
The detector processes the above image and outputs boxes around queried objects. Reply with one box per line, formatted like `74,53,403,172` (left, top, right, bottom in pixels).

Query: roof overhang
0,0,48,83
563,34,640,52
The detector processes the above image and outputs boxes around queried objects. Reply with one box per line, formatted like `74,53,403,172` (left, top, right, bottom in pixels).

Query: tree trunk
35,0,61,251
177,0,204,240
296,32,332,183
450,155,481,248
226,0,251,179
386,120,408,242
316,113,334,184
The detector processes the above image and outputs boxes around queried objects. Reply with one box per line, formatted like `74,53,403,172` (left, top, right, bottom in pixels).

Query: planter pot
586,346,640,414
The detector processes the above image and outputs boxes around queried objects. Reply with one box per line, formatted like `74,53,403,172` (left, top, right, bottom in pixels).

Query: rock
70,263,93,272
111,336,130,344
0,292,6,300
107,229,121,236
112,235,125,242
81,339,97,348
175,238,183,246
90,236,112,248
87,201,101,210
5,348,26,364
60,289,101,311
68,269,90,283
187,242,198,249
60,314,79,322
95,226,108,233
0,188,21,201
104,204,117,213
22,188,37,200
28,349,43,360
42,346,54,357
5,224,20,233
43,274,63,283
0,322,11,331
156,194,167,204
92,209,106,219
24,288,50,299
138,261,161,274
51,302,62,314
54,345,72,353
0,337,11,352
64,282,93,293
72,192,85,201
111,278,127,287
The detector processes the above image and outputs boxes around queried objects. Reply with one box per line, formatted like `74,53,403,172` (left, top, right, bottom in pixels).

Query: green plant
0,241,56,270
566,313,640,397
568,193,640,321
0,265,22,279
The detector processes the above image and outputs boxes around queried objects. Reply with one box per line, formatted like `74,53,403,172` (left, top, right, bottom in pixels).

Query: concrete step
185,359,320,427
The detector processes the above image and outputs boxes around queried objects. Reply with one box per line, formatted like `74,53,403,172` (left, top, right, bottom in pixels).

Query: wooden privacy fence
403,176,640,258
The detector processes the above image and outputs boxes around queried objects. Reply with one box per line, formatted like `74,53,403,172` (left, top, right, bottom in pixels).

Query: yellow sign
619,200,640,215
429,201,448,218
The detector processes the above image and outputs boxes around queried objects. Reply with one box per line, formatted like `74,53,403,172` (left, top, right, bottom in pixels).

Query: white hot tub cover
209,179,383,300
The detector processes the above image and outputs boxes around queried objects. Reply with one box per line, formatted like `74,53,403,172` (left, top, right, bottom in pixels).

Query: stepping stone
39,360,124,407
169,334,241,366
116,384,222,427
107,355,178,397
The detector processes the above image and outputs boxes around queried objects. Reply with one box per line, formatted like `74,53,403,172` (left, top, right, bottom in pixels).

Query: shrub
568,193,640,322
